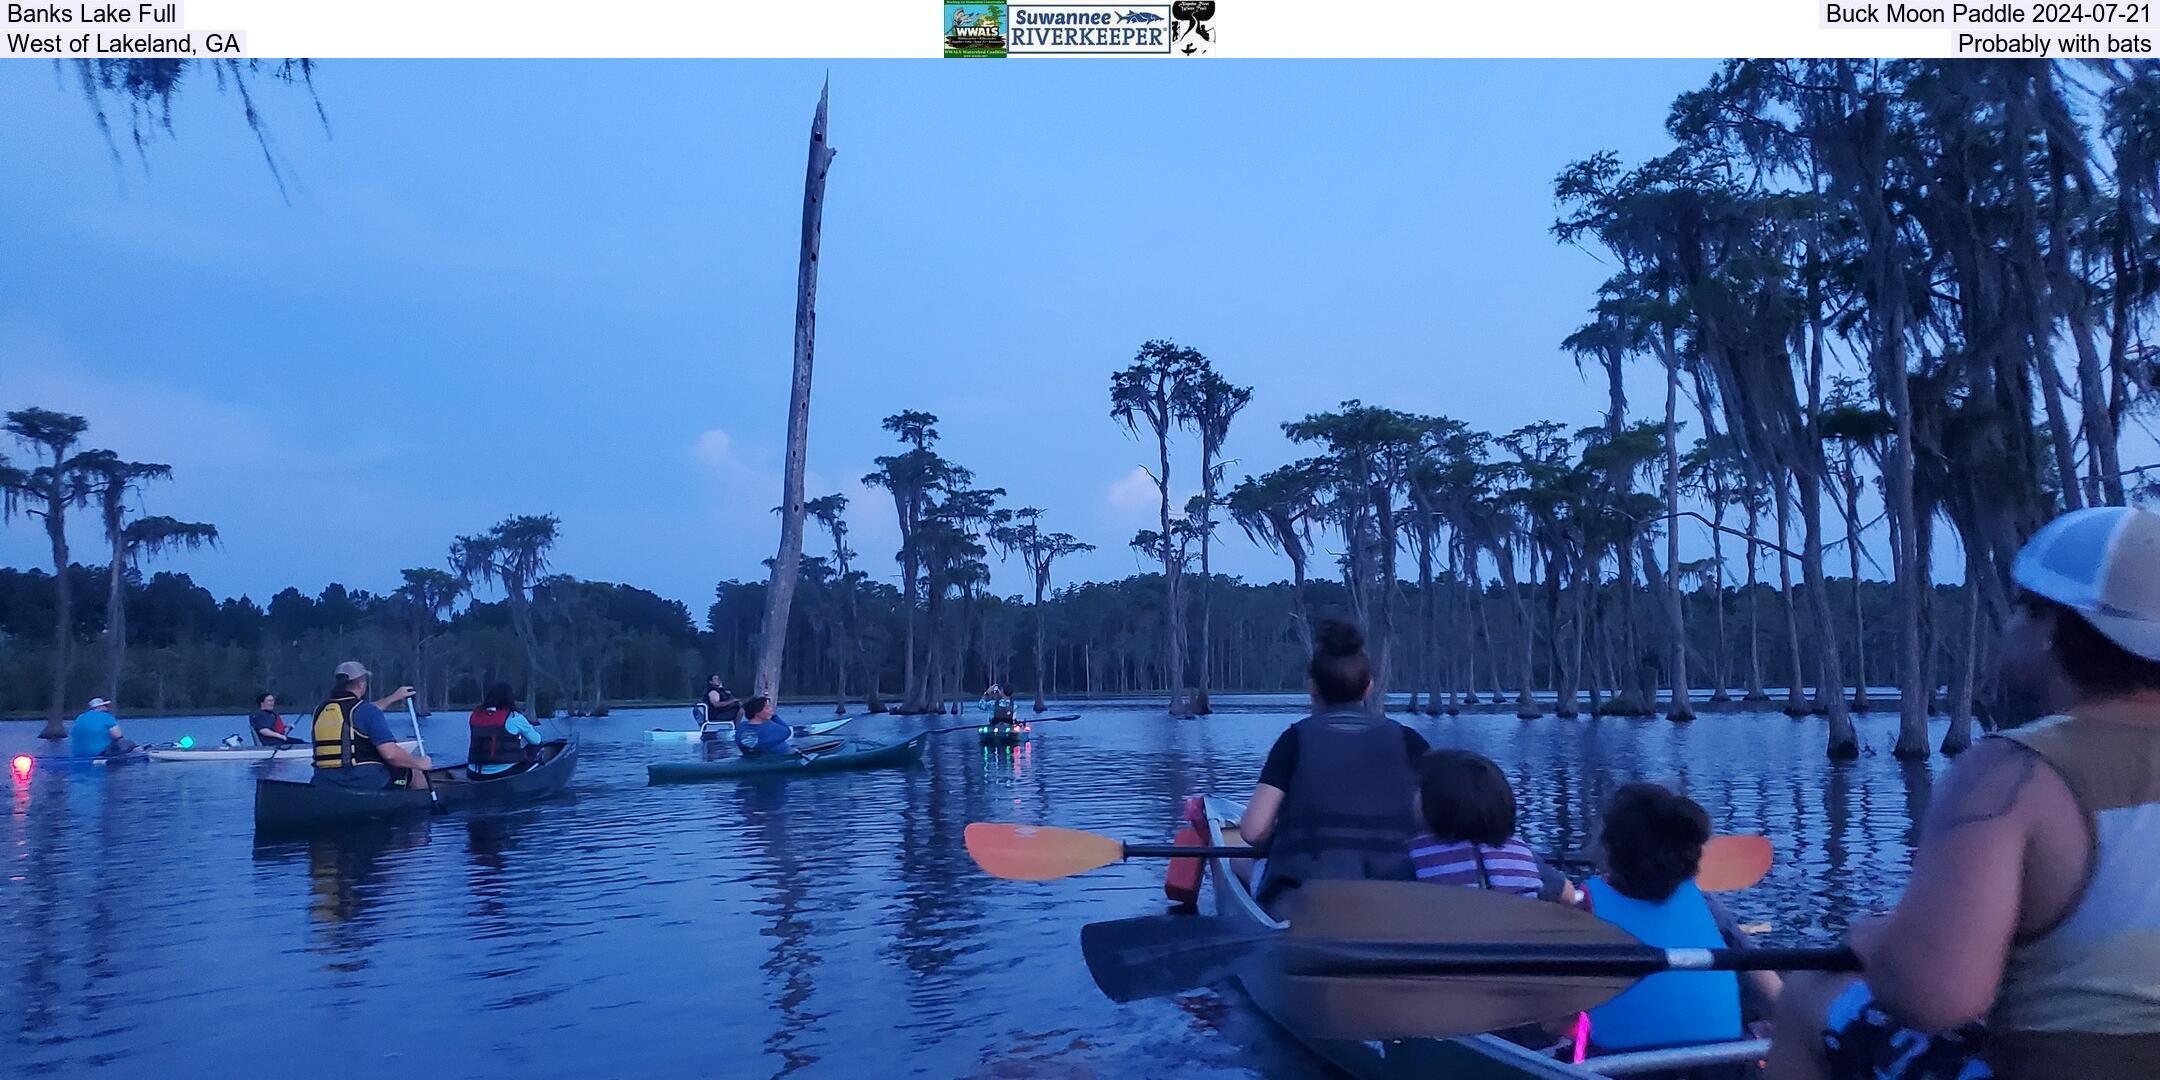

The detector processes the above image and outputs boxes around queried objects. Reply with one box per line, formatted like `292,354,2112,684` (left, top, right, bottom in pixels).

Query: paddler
701,675,741,729
250,691,302,746
981,684,1017,726
1237,617,1430,907
310,661,431,790
733,696,791,757
466,681,543,777
1769,505,2160,1080
69,696,135,759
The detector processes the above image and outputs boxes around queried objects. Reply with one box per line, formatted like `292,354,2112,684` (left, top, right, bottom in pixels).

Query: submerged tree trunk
753,83,834,701
1801,478,1858,759
1845,470,1870,714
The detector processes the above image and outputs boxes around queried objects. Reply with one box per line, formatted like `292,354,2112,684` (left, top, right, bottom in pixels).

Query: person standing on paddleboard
1769,505,2160,1080
1238,618,1429,909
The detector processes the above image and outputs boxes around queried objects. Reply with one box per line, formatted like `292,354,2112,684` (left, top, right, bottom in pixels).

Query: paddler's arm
1239,784,1286,846
1847,739,2060,1031
378,740,432,772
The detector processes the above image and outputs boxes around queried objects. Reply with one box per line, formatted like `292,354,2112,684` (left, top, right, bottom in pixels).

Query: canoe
647,733,927,784
1201,798,1768,1078
647,716,849,744
979,722,1032,746
254,740,578,832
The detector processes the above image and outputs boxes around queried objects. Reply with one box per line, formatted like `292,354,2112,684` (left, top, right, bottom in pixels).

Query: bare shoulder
1926,737,2076,840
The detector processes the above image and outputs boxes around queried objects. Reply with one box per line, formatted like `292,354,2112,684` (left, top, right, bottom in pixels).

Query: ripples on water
0,698,1943,1078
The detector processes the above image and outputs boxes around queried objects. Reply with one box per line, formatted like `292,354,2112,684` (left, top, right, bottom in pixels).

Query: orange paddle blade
1697,834,1773,892
965,822,1125,881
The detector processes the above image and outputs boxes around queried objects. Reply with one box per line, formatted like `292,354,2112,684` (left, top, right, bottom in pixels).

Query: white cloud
1107,465,1158,514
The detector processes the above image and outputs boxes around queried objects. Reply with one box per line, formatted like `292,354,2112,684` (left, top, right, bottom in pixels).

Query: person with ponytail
1237,617,1431,908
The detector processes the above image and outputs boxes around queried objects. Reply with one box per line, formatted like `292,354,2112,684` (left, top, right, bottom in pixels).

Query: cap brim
2084,609,2160,664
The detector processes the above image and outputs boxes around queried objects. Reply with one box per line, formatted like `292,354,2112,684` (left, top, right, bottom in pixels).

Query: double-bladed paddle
964,823,1773,892
1081,880,1856,1041
926,714,1082,737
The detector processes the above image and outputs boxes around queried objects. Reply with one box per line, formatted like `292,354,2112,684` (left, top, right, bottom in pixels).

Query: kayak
151,739,419,762
88,747,150,767
1199,796,1765,1079
645,717,850,743
150,743,309,763
254,740,578,832
647,733,927,784
979,721,1032,746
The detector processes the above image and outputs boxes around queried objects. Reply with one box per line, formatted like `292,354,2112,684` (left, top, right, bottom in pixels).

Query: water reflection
0,701,1948,1078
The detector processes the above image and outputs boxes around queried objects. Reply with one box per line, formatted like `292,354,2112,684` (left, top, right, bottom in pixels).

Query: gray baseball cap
334,661,371,680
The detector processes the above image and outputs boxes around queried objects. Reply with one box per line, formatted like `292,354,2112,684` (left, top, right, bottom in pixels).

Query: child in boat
1581,782,1778,1056
1408,749,1576,903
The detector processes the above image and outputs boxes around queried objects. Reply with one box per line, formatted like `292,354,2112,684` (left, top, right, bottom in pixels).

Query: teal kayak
647,733,928,784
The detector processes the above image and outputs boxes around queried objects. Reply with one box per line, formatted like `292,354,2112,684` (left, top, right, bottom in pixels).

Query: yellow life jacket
311,694,386,770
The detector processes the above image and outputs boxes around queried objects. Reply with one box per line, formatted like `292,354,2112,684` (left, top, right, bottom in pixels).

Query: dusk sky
1,60,1727,619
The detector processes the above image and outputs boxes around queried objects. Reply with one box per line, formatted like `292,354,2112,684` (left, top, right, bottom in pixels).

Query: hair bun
1313,617,1366,658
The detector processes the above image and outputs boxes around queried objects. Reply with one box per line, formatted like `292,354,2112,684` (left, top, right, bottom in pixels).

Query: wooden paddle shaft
1285,941,1859,978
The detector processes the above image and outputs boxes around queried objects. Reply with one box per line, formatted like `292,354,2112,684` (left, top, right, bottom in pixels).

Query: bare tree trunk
1707,494,1731,702
1777,486,1808,716
1743,497,1769,701
1846,471,1870,713
103,534,127,703
753,83,834,700
42,511,73,739
1802,478,1858,759
1663,359,1693,721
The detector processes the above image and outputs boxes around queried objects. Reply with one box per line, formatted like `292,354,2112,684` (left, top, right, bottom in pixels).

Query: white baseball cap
2013,506,2160,662
87,697,112,711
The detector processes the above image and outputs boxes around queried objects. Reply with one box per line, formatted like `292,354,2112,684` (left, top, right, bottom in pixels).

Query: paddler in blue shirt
69,697,134,758
733,696,791,756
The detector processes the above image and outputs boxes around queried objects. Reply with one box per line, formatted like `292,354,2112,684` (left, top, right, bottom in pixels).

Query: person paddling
310,661,431,791
1580,782,1773,1055
733,696,791,757
467,682,543,777
1409,749,1575,903
1238,618,1430,908
251,691,302,747
70,696,135,759
1769,505,2160,1080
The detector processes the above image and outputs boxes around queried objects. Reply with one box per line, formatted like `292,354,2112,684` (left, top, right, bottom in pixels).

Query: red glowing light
10,754,31,778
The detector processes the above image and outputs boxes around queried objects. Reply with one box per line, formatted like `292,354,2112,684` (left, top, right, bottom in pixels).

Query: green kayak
647,733,929,784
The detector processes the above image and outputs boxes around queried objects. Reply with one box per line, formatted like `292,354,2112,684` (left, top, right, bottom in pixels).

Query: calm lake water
0,696,1949,1078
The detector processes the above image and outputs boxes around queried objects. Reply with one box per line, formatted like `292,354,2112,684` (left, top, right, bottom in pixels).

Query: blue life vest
1582,877,1742,1050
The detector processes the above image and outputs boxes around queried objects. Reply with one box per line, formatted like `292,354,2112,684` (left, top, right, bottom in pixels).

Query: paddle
405,698,440,806
965,822,1262,881
966,823,1774,893
1081,881,1856,1039
928,714,1081,737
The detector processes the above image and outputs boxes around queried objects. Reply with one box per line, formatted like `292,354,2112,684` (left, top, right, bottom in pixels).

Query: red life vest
468,708,531,767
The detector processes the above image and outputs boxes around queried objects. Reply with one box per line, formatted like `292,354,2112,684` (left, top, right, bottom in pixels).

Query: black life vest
468,708,532,766
312,694,386,770
1258,708,1419,903
704,688,740,724
992,699,1016,722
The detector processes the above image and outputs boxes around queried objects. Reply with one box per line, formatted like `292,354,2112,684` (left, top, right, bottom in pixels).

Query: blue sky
0,60,1721,616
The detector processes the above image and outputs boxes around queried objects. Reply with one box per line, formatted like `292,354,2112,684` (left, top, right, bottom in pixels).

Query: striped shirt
1409,834,1544,896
